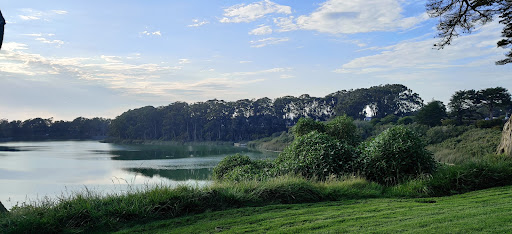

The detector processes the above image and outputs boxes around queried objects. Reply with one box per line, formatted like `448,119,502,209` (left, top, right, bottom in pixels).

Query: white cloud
188,19,209,27
276,0,429,34
220,0,291,23
223,67,291,76
18,8,68,21
250,37,289,48
249,25,273,35
179,59,191,64
52,10,68,15
35,37,65,47
19,15,40,21
140,30,162,37
280,74,295,79
239,61,252,64
335,21,504,74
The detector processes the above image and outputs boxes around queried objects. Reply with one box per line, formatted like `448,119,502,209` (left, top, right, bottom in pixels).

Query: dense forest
1,84,510,142
108,84,423,142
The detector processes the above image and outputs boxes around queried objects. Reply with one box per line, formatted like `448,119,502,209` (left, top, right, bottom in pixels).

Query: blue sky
0,0,511,120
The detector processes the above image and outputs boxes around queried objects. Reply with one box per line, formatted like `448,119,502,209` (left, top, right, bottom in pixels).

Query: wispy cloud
278,0,429,34
179,59,191,64
334,21,504,74
220,0,291,23
188,19,209,27
250,37,289,48
0,43,266,101
249,25,273,35
223,67,291,76
18,8,68,21
140,30,162,37
35,38,65,47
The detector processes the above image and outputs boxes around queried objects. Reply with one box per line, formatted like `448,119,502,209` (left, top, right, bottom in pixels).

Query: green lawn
118,186,512,233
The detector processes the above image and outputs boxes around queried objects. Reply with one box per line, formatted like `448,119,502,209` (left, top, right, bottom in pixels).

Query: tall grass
426,128,501,164
0,176,383,233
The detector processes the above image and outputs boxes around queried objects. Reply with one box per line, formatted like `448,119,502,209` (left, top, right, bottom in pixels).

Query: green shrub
475,119,504,129
359,126,437,185
275,131,358,180
292,118,326,137
397,116,414,125
326,115,360,146
212,154,274,181
380,114,399,124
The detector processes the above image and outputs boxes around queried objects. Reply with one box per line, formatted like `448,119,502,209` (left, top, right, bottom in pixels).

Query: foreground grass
118,186,512,233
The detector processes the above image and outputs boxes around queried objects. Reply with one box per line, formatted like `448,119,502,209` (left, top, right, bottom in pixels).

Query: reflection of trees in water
126,168,211,181
109,145,259,160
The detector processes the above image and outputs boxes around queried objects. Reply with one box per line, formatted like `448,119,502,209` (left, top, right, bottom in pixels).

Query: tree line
1,84,509,142
109,84,423,142
0,117,110,140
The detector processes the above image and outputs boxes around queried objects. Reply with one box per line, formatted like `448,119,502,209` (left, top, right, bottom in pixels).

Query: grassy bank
118,185,512,233
427,128,501,164
3,157,512,234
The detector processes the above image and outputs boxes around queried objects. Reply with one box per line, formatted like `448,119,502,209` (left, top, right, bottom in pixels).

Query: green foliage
212,154,273,182
415,100,447,127
397,116,414,125
426,128,501,164
292,118,326,137
380,114,399,124
359,126,437,185
475,119,504,129
353,120,374,140
423,125,472,145
427,157,512,196
325,115,359,146
275,131,358,180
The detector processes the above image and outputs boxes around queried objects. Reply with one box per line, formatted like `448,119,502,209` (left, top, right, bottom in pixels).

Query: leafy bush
475,119,504,129
359,126,437,185
292,118,326,137
397,116,414,125
380,114,399,124
326,115,360,146
275,131,358,180
212,154,273,181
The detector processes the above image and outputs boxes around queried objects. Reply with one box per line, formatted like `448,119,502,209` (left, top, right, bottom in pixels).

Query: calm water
0,141,276,209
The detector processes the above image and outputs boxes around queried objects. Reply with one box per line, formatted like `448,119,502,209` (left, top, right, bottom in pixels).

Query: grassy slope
118,186,512,233
427,128,501,164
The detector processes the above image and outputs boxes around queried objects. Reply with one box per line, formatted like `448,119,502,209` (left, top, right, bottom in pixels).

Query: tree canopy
427,0,512,64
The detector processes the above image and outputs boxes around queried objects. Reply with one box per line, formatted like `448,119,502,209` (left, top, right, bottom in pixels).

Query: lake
0,140,276,210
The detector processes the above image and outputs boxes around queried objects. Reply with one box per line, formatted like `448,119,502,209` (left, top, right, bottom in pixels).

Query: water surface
0,141,276,210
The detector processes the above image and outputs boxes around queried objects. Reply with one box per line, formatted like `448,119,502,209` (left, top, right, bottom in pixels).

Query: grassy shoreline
3,160,512,234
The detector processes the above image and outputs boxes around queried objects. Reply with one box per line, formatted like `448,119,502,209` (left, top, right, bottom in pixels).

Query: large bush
326,115,359,147
212,154,273,182
275,131,358,180
292,118,326,137
360,126,437,185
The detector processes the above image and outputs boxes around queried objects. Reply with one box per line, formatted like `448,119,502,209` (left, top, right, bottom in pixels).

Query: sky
0,0,511,121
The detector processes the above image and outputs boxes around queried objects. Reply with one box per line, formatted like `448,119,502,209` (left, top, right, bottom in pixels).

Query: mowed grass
118,186,512,233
